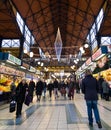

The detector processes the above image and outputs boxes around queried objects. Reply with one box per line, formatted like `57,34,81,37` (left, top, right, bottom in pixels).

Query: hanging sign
4,53,21,65
92,46,107,61
86,58,92,66
29,66,36,72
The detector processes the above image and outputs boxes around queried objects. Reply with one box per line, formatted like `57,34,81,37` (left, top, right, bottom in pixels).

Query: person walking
43,79,47,99
98,76,104,99
68,78,75,100
53,79,59,99
82,69,102,128
29,78,35,102
102,78,110,101
10,77,16,101
16,78,28,118
47,81,54,100
35,78,43,102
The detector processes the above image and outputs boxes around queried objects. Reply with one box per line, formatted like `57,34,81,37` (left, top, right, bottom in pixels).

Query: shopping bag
9,101,16,113
24,93,31,106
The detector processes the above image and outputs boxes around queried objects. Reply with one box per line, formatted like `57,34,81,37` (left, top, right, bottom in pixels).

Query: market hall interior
0,0,111,130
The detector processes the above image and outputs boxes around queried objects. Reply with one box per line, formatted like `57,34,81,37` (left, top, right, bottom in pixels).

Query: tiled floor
0,93,111,130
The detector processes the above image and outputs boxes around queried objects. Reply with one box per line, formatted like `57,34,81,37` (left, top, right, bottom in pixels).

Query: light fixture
41,62,44,66
79,47,84,51
30,52,33,57
54,27,62,62
84,43,89,48
76,58,79,62
74,60,78,64
24,49,27,54
81,49,85,54
38,61,41,65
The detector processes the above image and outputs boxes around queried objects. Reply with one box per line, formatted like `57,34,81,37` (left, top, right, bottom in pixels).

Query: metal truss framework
1,0,111,70
11,0,106,59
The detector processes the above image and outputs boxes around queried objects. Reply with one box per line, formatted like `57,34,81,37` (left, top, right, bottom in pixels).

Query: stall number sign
8,54,21,65
92,48,101,61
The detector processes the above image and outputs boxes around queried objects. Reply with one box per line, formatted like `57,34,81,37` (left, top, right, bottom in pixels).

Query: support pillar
95,17,101,48
19,36,25,59
18,20,25,59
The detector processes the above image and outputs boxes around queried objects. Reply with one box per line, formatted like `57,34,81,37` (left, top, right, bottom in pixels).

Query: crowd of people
9,71,111,129
10,77,80,118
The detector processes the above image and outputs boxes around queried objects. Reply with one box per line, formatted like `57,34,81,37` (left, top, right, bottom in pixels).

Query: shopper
42,79,47,98
82,69,102,128
29,78,35,102
47,81,54,100
53,79,59,99
98,76,104,99
102,78,110,101
10,77,16,101
68,78,75,100
76,80,80,94
16,78,28,118
35,78,43,102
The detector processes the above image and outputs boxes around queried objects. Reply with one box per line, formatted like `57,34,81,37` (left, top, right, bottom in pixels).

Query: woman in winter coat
16,78,28,118
36,79,43,102
29,79,35,102
68,78,76,100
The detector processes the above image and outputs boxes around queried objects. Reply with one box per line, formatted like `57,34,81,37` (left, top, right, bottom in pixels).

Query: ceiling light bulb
79,47,84,51
76,58,79,62
30,52,33,57
38,61,40,65
84,43,89,48
41,63,44,66
81,49,85,54
24,49,27,54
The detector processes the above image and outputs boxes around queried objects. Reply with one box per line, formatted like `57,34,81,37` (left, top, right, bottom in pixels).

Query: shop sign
22,62,30,69
29,66,36,72
107,45,111,52
8,54,21,65
25,73,33,79
92,46,107,61
86,58,91,66
0,65,25,76
3,53,21,65
81,63,86,69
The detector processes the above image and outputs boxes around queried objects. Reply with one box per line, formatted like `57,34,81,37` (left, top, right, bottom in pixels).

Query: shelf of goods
0,65,25,102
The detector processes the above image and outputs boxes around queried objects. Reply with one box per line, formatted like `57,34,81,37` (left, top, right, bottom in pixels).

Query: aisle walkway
0,94,111,130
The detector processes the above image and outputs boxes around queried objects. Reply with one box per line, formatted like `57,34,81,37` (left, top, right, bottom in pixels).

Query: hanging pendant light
54,27,62,62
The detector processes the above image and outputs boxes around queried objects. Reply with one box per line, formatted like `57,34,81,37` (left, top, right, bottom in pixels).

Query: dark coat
29,81,35,95
82,75,99,101
36,80,43,95
53,80,58,88
16,82,28,103
47,83,54,91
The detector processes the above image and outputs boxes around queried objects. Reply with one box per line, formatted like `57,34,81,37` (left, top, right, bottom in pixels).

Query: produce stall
0,64,25,102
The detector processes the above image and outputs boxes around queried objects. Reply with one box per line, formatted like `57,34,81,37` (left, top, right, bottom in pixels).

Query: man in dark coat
47,81,54,100
29,79,35,102
36,78,43,102
16,78,28,118
53,79,59,99
82,69,102,128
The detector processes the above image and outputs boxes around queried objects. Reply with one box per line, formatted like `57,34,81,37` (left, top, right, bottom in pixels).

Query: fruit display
0,76,11,92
